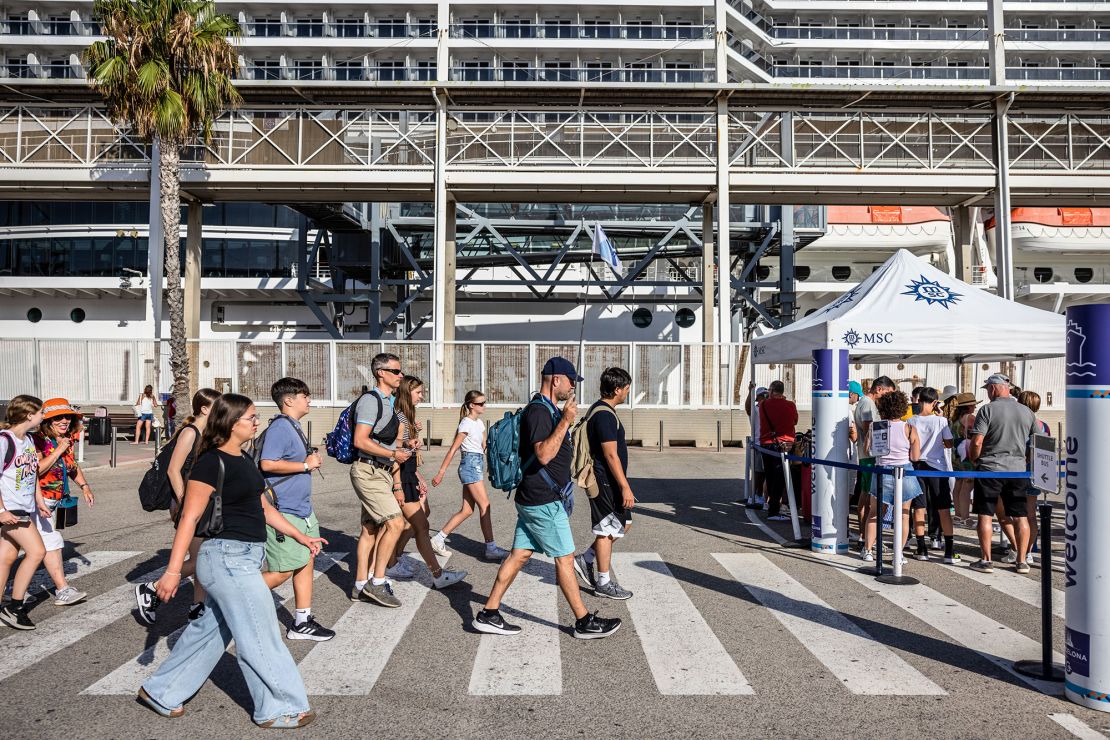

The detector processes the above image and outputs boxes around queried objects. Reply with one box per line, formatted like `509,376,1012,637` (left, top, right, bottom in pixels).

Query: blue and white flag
592,223,623,278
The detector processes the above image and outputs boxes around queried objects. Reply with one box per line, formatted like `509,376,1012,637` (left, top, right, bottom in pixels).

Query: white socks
354,579,368,592
371,577,387,586
295,608,311,626
597,570,611,587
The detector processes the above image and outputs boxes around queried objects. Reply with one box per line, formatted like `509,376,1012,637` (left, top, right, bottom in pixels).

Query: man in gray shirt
968,373,1039,574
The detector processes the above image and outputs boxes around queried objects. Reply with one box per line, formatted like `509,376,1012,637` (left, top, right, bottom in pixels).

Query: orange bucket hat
42,398,82,421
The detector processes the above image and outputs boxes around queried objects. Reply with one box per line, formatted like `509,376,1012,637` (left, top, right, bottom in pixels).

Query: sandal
258,710,316,729
137,687,184,718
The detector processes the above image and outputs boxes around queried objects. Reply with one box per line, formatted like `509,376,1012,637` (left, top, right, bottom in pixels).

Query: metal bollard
306,420,313,446
77,429,85,464
153,428,161,457
658,420,664,452
716,420,722,453
876,466,919,585
110,427,118,469
781,451,802,541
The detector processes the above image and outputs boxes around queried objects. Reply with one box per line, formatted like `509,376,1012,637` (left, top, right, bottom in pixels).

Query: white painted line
745,508,787,545
612,552,752,696
11,551,141,597
841,568,1064,696
82,552,347,696
714,553,945,696
0,566,165,682
299,553,452,695
949,561,1065,620
469,555,561,696
1048,713,1109,739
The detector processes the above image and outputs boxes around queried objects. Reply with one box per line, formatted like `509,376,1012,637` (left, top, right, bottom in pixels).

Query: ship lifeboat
805,206,951,253
986,208,1110,253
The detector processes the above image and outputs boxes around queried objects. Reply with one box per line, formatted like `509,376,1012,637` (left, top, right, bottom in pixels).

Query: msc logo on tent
842,329,894,348
902,275,962,309
823,285,861,314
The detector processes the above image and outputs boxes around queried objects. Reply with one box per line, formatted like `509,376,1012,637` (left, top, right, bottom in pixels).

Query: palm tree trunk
160,141,189,424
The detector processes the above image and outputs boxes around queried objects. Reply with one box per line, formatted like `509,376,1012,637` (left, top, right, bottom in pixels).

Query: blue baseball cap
541,356,584,382
848,381,863,397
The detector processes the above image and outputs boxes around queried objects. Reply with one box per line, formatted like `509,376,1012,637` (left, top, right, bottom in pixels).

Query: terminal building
0,1,1104,421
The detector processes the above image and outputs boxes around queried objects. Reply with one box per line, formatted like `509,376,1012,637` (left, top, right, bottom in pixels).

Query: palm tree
84,0,240,420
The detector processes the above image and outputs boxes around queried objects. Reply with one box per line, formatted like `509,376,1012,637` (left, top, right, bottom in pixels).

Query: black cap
541,356,584,382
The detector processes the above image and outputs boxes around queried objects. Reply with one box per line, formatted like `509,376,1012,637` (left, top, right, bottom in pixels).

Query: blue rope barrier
752,444,1034,480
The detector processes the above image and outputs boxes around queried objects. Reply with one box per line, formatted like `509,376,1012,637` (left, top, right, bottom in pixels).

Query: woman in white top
908,388,957,564
0,395,50,630
861,390,924,566
430,390,509,561
133,384,161,445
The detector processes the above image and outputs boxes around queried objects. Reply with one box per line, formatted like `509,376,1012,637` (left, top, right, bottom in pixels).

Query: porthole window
69,308,86,323
631,308,653,328
1033,267,1053,283
756,265,771,280
804,308,817,316
675,308,696,328
26,307,42,323
795,266,811,281
832,266,852,281
1075,268,1094,284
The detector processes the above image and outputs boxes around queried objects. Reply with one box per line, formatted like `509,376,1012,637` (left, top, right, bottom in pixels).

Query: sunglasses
380,368,403,376
472,401,486,407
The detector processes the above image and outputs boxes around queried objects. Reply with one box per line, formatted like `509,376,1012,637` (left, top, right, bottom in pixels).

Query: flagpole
578,223,596,382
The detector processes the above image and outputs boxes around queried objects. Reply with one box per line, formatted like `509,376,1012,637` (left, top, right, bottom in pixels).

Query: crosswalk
0,544,1072,702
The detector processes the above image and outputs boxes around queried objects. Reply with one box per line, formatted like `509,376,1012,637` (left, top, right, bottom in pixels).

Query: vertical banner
1064,304,1110,713
811,349,850,554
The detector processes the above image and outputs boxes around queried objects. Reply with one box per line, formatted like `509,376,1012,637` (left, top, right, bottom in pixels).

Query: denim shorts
459,452,485,485
870,463,925,507
513,501,575,557
139,413,154,422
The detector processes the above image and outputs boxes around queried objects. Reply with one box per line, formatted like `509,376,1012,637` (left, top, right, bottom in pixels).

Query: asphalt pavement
0,448,1106,739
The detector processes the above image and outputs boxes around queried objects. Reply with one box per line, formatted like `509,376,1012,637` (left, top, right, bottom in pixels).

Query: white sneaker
484,544,510,561
53,586,87,606
861,549,875,562
1000,550,1018,564
894,556,908,567
1025,552,1034,565
430,535,450,557
385,559,418,580
432,567,467,589
931,537,944,551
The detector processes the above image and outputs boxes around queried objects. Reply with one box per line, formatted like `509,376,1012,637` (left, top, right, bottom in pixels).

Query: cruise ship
0,1,1104,416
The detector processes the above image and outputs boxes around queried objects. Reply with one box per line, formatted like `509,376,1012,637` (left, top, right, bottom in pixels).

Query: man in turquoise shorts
260,377,335,642
473,357,621,640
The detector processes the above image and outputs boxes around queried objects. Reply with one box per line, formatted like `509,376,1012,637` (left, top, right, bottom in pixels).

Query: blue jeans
142,539,310,723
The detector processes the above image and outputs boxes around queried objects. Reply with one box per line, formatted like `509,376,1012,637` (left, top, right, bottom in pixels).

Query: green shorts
512,501,575,558
264,511,318,573
859,458,876,497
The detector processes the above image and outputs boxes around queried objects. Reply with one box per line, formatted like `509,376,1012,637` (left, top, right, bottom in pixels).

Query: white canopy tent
750,249,1066,364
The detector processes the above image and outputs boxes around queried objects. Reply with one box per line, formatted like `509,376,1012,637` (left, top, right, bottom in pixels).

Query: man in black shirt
573,367,634,599
474,357,621,640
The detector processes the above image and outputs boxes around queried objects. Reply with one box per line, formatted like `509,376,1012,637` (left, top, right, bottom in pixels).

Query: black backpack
137,424,197,512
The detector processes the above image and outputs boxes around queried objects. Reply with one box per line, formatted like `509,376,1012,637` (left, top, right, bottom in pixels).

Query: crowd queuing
748,372,1051,574
0,353,628,728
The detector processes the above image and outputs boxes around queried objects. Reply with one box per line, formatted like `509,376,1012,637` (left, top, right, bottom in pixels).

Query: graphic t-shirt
32,433,76,501
188,449,267,542
457,417,485,455
0,431,39,512
516,397,570,507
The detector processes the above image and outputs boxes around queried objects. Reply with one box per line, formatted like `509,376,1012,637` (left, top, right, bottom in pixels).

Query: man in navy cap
473,357,622,640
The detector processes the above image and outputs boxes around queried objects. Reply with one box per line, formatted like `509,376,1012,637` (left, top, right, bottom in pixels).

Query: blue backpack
487,398,556,493
325,391,374,465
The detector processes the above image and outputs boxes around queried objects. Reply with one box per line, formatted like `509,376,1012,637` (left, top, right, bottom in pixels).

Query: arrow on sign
1041,473,1050,484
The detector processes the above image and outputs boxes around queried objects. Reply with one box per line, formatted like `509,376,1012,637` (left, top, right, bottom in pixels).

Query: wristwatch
303,462,309,473
389,451,396,462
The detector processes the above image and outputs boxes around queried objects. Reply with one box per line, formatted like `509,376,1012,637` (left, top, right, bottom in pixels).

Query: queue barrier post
876,466,919,586
109,427,117,469
1014,500,1065,682
743,436,752,504
781,451,804,543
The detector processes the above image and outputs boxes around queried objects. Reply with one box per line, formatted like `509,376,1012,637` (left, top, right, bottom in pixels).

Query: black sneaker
573,611,621,640
473,609,522,636
134,582,160,625
187,602,206,622
287,617,336,642
0,603,35,630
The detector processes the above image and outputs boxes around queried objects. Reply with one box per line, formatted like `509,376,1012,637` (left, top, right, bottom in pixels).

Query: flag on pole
592,223,623,278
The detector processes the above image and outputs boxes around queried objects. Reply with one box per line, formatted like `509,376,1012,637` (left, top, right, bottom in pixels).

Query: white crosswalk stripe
0,565,166,683
469,555,560,695
840,565,1065,696
82,552,348,696
298,554,451,695
17,551,141,598
1048,713,1110,740
948,560,1064,619
714,553,945,695
613,553,752,695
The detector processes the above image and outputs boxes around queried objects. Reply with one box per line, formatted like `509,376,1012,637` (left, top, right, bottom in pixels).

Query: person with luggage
429,389,510,561
259,377,335,642
134,388,221,625
572,367,634,600
473,357,621,639
0,395,50,630
139,393,325,728
31,398,94,605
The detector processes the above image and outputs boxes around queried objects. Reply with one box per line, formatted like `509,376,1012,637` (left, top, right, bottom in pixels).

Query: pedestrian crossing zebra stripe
298,553,452,695
469,555,561,696
714,553,946,696
839,565,1065,697
1047,712,1109,740
948,560,1065,619
18,551,141,597
81,552,348,696
613,553,753,696
0,566,166,683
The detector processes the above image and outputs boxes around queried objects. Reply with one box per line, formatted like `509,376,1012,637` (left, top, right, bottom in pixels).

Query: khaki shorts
351,460,402,526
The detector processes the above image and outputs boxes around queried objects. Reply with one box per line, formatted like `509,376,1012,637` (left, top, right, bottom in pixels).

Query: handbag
194,456,226,538
133,404,143,417
54,462,78,530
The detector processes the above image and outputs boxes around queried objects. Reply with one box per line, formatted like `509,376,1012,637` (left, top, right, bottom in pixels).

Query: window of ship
794,266,811,281
632,308,653,328
1033,267,1054,283
675,308,696,328
1075,268,1094,283
69,308,85,323
831,266,852,281
26,307,41,323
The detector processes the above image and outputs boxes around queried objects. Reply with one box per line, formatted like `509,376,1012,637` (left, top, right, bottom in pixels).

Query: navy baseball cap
542,357,584,382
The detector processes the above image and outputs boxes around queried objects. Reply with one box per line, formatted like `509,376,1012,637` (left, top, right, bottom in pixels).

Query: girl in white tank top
862,391,925,565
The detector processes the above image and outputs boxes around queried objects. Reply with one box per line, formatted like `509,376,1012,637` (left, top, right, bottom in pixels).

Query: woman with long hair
0,395,50,630
134,388,221,626
947,393,979,526
139,393,324,727
32,398,95,606
381,376,466,589
430,389,509,561
132,384,160,445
